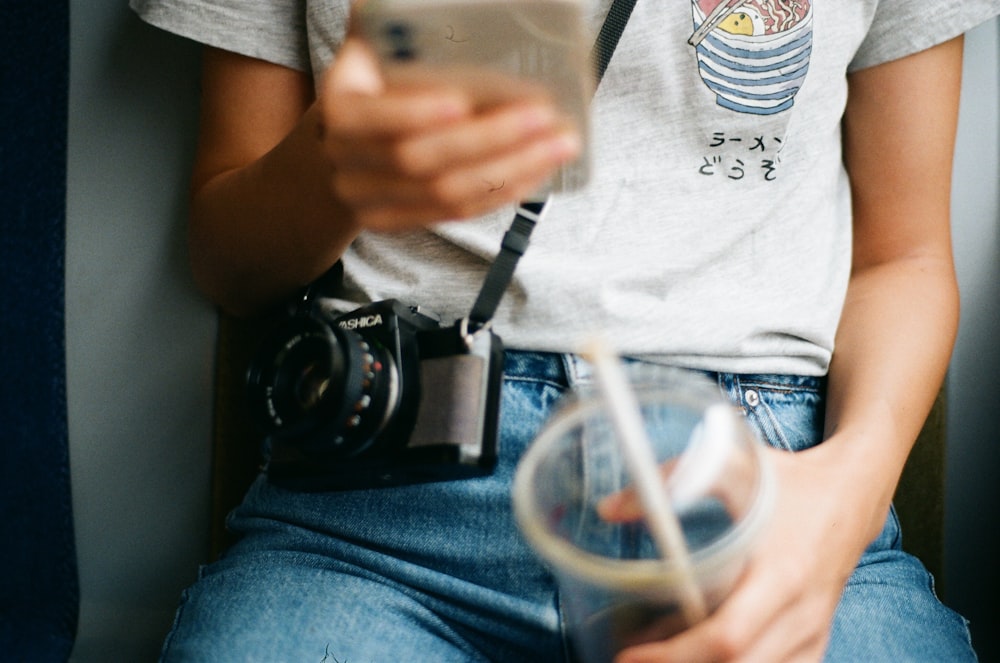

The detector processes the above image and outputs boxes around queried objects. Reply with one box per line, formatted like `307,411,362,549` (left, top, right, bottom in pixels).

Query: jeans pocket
735,377,825,453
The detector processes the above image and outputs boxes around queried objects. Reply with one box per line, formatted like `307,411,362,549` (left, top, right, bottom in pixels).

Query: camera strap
466,0,638,332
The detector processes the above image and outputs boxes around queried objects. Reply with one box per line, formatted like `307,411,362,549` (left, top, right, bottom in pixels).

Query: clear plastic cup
512,364,774,663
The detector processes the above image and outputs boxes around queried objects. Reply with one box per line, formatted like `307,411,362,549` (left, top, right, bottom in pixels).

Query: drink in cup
512,363,774,663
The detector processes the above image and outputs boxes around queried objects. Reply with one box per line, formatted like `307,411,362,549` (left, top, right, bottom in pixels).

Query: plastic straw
582,337,708,624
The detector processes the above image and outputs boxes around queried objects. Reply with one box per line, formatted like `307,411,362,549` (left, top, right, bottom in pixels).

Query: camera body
247,297,504,491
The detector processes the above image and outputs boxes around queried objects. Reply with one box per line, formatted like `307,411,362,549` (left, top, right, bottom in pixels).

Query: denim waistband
501,349,825,393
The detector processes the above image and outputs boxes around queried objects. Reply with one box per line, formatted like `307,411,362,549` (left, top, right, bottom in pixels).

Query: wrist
806,430,902,546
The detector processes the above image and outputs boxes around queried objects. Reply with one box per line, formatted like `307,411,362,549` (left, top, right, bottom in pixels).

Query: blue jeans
161,351,975,662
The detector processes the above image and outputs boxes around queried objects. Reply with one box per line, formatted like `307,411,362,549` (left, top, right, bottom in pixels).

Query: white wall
946,19,1000,663
64,4,1000,660
66,4,213,660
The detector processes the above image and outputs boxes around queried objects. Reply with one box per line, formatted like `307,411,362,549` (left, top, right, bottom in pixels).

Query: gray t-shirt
132,0,1000,375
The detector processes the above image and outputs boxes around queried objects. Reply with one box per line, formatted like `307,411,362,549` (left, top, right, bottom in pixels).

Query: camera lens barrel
247,315,400,459
325,337,399,454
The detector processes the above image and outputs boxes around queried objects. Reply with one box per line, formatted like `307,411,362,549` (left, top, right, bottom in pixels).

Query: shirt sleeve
849,0,1000,72
130,0,310,72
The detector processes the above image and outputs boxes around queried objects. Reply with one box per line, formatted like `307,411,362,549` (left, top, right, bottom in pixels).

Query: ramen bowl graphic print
690,0,813,115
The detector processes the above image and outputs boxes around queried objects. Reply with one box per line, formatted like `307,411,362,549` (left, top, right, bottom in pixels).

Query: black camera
246,292,505,491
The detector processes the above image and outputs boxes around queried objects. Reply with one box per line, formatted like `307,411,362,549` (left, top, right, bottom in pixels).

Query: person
131,0,999,660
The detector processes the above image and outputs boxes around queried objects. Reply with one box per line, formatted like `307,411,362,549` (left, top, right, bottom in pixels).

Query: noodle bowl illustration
690,0,813,115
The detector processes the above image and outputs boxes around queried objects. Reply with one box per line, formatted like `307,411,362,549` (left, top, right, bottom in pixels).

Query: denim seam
159,577,200,661
736,381,821,393
504,374,569,391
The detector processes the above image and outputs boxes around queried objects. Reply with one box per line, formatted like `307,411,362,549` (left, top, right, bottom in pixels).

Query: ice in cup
512,364,774,663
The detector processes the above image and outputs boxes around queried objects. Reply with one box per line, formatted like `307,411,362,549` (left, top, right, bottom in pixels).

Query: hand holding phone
356,0,593,192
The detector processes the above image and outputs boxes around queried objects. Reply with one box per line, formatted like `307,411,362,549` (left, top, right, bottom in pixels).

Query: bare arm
188,37,580,316
188,48,351,315
618,35,964,663
824,33,963,541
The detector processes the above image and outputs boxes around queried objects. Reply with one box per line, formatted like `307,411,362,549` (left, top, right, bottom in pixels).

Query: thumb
323,34,385,97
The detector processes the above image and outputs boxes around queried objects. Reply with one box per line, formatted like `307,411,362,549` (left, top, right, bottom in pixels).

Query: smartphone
356,0,593,192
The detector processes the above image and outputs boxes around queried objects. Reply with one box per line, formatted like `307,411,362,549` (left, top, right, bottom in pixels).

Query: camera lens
384,22,416,61
247,316,400,458
292,360,331,411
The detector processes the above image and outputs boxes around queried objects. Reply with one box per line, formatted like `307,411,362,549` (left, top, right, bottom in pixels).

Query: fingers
331,102,566,172
329,107,579,229
339,132,579,230
322,35,474,144
614,564,826,663
598,460,682,522
614,450,850,663
614,557,782,663
324,97,581,230
318,35,581,232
